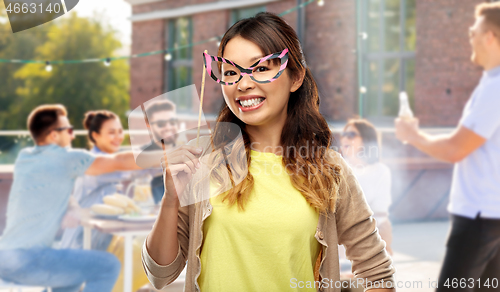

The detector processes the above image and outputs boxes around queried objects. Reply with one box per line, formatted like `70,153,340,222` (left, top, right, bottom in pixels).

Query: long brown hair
210,12,342,214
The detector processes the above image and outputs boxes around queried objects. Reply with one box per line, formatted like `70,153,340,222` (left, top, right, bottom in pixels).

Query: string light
0,0,316,66
45,61,52,72
104,58,111,67
360,86,367,94
318,0,325,7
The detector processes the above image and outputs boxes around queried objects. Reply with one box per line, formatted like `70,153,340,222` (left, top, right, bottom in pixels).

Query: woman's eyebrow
249,55,264,62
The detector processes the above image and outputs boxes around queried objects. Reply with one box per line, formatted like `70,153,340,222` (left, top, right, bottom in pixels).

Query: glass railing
0,126,454,166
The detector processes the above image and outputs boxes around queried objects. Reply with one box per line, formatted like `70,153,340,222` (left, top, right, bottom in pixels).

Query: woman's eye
223,70,237,76
254,66,269,73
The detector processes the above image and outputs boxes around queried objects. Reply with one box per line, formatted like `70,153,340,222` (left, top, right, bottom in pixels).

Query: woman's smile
236,95,266,112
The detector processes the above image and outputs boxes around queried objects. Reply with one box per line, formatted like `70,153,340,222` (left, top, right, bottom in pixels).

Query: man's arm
85,151,142,176
395,118,486,163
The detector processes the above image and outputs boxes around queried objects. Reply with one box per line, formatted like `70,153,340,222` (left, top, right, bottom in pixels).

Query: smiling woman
143,12,396,292
83,110,124,153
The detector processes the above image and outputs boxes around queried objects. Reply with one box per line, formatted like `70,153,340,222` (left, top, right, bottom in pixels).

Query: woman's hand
160,145,203,206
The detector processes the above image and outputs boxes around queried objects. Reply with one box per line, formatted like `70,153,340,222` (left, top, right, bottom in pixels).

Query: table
80,210,155,292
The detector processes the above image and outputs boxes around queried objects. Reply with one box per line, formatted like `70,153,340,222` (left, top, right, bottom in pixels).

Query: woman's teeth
239,98,264,108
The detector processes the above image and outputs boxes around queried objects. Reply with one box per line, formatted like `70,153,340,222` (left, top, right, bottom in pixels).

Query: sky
72,0,132,52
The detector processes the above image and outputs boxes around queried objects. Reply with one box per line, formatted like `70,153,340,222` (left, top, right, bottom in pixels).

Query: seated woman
60,110,151,292
61,110,135,250
340,118,394,255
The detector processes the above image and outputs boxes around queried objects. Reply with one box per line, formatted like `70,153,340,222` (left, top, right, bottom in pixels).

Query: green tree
0,2,53,128
7,12,129,136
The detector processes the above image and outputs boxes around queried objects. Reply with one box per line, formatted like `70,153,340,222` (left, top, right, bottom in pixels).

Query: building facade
123,0,494,222
126,0,486,126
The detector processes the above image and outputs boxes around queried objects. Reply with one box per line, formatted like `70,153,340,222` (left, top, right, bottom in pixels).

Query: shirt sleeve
65,148,96,178
460,81,500,139
141,204,190,290
333,153,396,290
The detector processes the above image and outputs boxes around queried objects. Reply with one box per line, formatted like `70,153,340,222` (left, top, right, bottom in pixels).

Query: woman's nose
237,74,255,91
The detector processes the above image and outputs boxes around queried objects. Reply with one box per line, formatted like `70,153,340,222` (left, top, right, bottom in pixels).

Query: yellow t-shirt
198,150,321,291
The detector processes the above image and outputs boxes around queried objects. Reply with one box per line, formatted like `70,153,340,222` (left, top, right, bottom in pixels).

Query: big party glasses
203,48,289,85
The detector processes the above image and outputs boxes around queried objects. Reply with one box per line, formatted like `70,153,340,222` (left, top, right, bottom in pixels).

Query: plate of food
118,214,157,222
90,210,120,220
90,193,143,220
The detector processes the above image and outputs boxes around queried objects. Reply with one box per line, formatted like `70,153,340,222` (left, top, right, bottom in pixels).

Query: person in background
395,3,500,291
0,104,148,292
60,110,131,250
338,118,393,279
60,110,150,292
143,100,179,204
340,118,393,255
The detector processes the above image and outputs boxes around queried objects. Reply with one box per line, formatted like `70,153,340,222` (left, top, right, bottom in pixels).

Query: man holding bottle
395,3,500,291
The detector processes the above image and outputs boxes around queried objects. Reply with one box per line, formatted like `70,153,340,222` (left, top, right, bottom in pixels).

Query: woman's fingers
169,163,192,176
161,146,202,170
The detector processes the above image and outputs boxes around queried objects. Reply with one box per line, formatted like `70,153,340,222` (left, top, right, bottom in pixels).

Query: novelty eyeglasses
203,48,289,85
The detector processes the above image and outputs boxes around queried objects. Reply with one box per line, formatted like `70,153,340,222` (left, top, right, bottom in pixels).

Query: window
165,17,193,112
357,0,416,122
229,6,266,27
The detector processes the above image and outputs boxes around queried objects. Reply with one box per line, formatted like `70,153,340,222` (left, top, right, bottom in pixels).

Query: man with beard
144,100,179,204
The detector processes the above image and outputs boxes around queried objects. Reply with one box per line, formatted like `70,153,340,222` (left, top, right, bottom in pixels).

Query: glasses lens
155,121,167,128
342,132,357,139
211,60,241,84
67,127,74,135
154,119,177,128
251,58,282,82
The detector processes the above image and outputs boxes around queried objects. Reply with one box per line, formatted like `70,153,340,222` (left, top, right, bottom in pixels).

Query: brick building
125,0,487,126
121,0,492,222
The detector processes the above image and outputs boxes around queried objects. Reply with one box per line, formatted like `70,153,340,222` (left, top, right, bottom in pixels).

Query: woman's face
340,125,364,161
221,36,302,128
93,118,124,154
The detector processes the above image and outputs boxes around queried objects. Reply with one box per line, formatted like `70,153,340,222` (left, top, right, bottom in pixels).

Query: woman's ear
91,131,99,143
290,68,306,93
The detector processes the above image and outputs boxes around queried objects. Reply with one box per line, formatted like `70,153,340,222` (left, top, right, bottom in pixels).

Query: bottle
398,92,414,144
398,92,414,120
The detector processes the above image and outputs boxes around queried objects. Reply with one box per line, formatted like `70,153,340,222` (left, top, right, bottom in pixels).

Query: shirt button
318,231,324,240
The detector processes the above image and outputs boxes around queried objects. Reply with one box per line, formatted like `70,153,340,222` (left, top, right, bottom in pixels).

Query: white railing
0,126,455,136
0,125,455,167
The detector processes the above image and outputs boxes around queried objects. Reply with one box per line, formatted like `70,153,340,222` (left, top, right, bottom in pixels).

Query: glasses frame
203,48,289,85
54,126,74,135
341,131,359,140
151,118,178,128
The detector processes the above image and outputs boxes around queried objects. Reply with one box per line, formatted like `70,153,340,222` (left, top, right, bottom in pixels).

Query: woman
60,110,132,250
340,118,393,255
143,12,395,292
60,110,150,292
